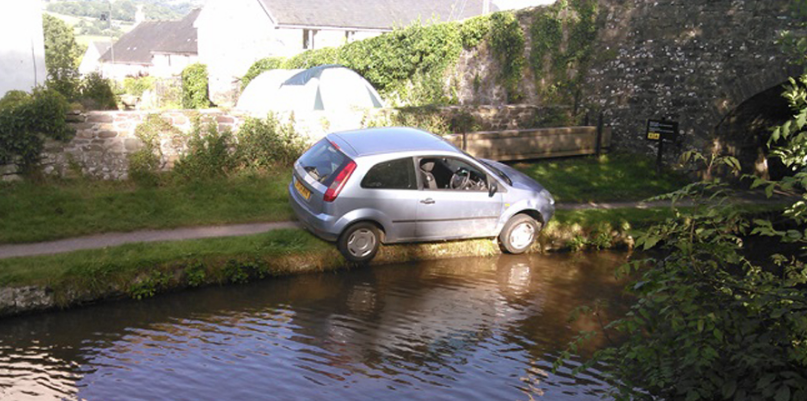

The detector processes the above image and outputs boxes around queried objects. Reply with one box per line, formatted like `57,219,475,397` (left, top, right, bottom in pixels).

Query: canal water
0,252,632,401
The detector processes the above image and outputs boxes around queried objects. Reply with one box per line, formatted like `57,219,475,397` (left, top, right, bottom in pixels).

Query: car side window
361,158,416,189
419,157,489,191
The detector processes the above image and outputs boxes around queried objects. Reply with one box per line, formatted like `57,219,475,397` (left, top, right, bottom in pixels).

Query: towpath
0,195,788,259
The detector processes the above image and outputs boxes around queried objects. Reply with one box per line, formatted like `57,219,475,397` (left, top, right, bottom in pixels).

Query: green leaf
775,385,791,401
722,380,737,399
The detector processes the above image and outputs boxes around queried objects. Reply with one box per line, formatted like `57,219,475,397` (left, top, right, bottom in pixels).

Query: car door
415,156,503,240
355,157,420,242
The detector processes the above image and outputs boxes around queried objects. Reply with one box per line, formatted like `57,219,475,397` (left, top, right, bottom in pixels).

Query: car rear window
298,139,348,184
361,158,416,189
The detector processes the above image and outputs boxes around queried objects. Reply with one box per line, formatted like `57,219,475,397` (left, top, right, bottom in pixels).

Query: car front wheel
338,222,381,263
499,214,540,254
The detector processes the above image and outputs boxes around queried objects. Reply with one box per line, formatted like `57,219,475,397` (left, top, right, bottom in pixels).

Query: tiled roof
91,41,112,55
258,0,497,30
100,9,200,64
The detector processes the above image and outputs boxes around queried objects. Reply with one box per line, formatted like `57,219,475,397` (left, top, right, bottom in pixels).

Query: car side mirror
489,181,498,197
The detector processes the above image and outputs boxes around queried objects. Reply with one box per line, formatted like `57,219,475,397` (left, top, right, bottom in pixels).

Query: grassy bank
0,207,667,312
0,155,690,244
0,203,785,317
516,153,690,203
0,172,294,244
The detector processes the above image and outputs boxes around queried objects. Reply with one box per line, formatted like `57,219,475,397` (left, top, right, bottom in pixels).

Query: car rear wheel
338,222,381,263
499,214,540,254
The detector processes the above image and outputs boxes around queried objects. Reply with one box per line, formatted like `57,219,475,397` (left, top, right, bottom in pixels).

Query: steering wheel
450,168,471,190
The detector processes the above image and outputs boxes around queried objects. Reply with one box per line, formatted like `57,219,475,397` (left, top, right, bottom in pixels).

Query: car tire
498,214,541,254
338,222,381,263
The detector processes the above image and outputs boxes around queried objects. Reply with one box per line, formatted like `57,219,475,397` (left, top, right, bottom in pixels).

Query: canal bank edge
0,221,639,318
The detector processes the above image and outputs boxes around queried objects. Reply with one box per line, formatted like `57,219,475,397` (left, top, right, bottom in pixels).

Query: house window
303,29,317,50
345,30,355,43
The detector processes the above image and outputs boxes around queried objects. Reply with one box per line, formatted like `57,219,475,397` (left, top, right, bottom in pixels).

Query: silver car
288,127,555,263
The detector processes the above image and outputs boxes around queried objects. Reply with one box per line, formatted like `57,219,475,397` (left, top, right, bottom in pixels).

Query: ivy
529,0,599,106
490,12,526,103
181,63,211,109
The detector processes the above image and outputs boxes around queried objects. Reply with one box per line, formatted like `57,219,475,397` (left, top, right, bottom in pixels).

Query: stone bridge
581,0,804,162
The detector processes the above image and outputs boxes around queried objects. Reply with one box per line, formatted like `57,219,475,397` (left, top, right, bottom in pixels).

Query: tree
42,14,81,99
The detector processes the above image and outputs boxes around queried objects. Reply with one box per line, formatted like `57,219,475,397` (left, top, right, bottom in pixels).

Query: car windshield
479,159,512,186
298,139,347,184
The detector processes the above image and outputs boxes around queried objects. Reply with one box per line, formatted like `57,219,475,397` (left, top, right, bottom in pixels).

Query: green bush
240,57,285,90
127,114,177,186
122,76,156,97
172,118,235,180
77,73,118,110
181,63,210,109
362,106,451,135
236,113,307,169
0,88,74,173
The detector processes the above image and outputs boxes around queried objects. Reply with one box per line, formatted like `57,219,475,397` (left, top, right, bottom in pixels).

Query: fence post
595,111,604,157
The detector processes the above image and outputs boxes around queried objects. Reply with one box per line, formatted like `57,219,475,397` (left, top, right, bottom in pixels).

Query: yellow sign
647,132,661,141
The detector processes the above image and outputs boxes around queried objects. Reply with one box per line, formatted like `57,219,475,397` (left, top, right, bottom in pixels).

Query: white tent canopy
236,65,384,114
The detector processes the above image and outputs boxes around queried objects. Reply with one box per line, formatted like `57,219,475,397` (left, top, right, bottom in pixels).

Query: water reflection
0,252,630,401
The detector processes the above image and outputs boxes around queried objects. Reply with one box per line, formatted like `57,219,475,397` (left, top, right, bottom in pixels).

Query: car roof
328,127,459,158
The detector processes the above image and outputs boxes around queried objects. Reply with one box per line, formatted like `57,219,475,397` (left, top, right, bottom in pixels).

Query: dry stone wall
0,105,547,181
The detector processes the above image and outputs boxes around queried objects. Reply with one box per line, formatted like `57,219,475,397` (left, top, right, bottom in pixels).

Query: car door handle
420,198,435,205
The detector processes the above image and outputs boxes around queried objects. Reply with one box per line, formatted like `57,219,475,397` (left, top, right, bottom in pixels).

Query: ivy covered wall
240,0,803,156
241,0,601,111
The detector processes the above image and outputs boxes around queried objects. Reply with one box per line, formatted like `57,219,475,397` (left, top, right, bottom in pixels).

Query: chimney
483,0,490,14
135,5,145,25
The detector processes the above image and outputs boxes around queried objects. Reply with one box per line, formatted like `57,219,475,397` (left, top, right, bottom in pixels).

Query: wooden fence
445,126,612,161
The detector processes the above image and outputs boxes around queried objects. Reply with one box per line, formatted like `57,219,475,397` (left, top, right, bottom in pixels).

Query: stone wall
0,105,562,181
583,0,803,156
450,0,804,160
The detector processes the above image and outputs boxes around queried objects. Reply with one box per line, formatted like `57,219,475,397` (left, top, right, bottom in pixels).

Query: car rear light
324,160,356,202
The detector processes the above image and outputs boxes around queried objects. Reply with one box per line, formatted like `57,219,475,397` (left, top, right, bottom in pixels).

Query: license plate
295,178,311,201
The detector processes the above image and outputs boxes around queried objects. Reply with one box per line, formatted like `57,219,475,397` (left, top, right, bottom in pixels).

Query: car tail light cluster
324,160,356,202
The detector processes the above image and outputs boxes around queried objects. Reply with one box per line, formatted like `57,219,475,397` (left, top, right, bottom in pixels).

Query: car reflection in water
0,253,630,401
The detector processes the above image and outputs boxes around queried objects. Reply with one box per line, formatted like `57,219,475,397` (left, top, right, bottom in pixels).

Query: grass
0,202,786,312
515,153,691,203
0,206,682,290
0,206,650,308
0,155,693,245
0,172,294,244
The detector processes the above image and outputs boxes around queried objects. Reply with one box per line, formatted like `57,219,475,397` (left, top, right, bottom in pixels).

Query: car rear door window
361,158,416,189
298,139,348,184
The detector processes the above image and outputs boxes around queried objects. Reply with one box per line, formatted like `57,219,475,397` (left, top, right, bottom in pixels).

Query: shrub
363,107,451,135
0,88,74,173
77,73,118,110
127,114,177,186
240,57,285,90
236,113,307,169
172,118,235,180
181,63,210,109
122,76,156,97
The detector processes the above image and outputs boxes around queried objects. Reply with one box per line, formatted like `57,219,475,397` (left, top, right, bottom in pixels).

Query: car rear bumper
288,182,339,242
